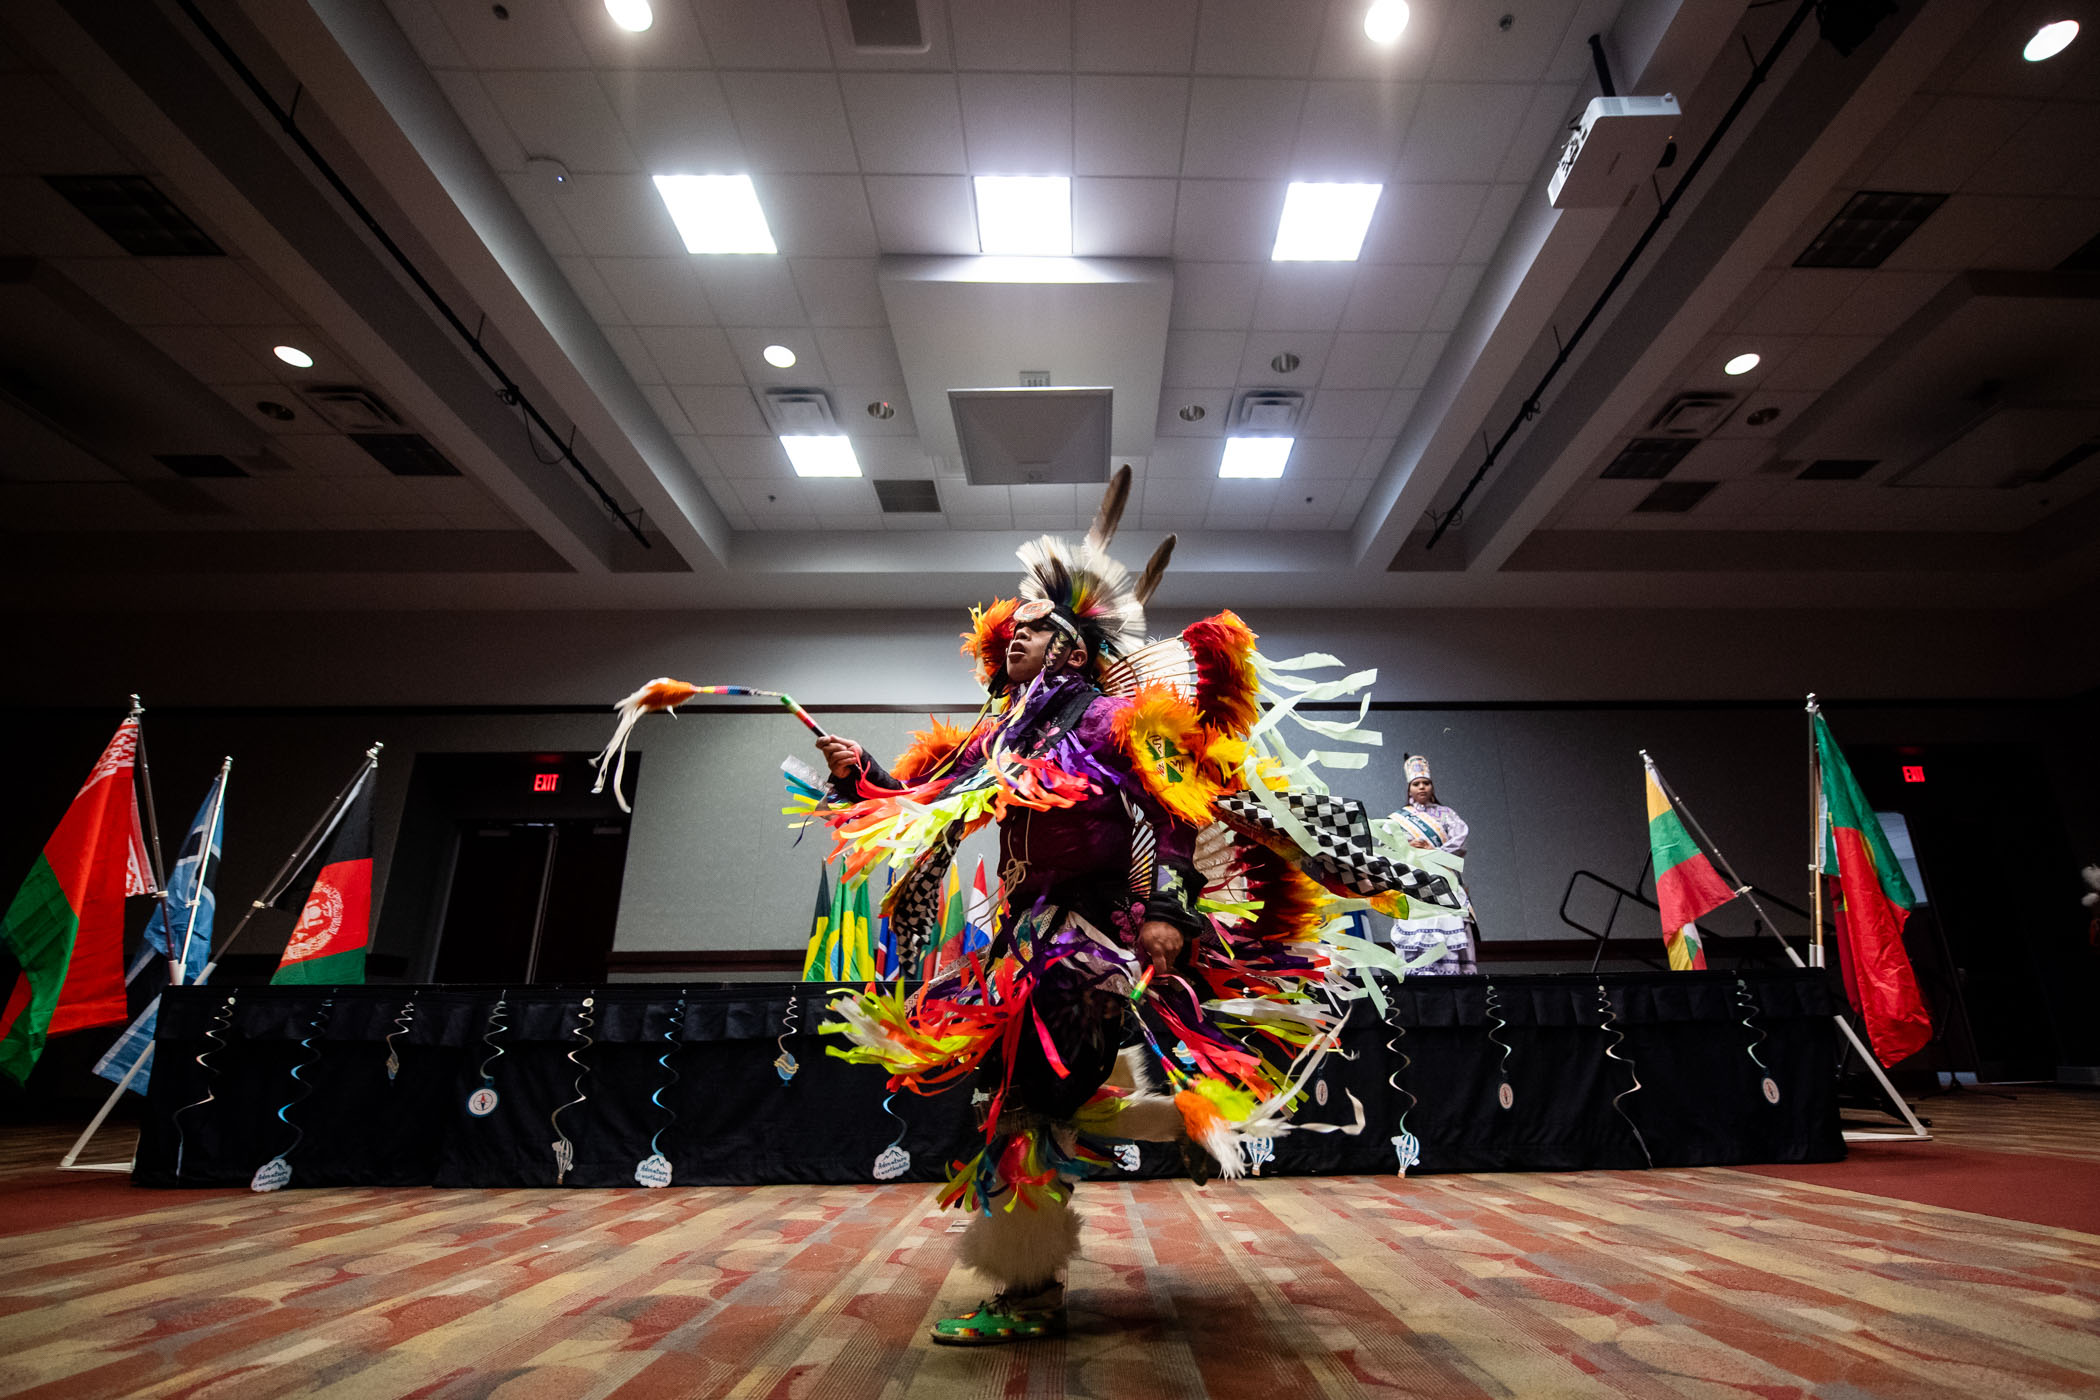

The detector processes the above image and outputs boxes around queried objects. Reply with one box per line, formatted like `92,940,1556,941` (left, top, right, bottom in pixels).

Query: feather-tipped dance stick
592,678,829,812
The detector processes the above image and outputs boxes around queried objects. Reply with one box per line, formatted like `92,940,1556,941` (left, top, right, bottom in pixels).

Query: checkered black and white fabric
1216,790,1463,910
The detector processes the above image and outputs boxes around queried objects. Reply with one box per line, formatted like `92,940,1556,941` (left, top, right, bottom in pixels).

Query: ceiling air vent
155,453,246,478
1633,480,1716,513
872,479,941,513
843,0,928,53
951,386,1111,485
1601,437,1696,479
759,388,839,435
1797,458,1876,480
297,385,402,433
1647,392,1733,436
352,432,459,476
1794,190,1947,269
44,175,223,256
1234,389,1306,432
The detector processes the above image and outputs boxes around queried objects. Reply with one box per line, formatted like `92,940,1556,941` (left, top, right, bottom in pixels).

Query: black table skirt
136,970,1844,1189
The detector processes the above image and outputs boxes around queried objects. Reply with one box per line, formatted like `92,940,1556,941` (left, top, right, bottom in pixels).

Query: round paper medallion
1761,1076,1781,1105
634,1153,673,1188
467,1087,500,1117
873,1144,912,1181
1314,1079,1329,1107
1114,1143,1141,1172
251,1156,293,1193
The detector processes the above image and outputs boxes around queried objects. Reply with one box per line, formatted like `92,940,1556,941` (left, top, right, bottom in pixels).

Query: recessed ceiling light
2024,19,2077,61
1723,352,1761,375
973,176,1071,257
273,344,314,368
1363,0,1410,43
1220,436,1294,478
781,435,861,478
1272,183,1382,262
762,344,797,368
606,0,653,32
652,174,777,255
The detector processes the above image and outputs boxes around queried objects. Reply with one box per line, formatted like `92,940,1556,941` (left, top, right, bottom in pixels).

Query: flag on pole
1814,713,1931,1066
925,861,967,980
842,875,875,982
799,863,833,980
875,867,898,980
1,716,153,1085
963,857,995,958
270,774,373,985
94,768,226,1095
1643,757,1735,971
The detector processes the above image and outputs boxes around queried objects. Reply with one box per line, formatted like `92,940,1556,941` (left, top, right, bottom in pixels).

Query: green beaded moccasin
928,1286,1067,1346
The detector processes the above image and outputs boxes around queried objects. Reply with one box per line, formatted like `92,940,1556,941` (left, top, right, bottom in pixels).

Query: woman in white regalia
1386,754,1478,974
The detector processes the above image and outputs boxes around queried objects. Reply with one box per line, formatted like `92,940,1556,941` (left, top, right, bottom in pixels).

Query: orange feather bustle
1184,612,1259,740
961,598,1021,690
1111,683,1231,826
891,717,979,784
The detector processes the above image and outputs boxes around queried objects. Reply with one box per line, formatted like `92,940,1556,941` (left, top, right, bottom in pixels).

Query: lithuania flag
1644,757,1735,971
1814,713,1930,1066
271,774,373,986
0,717,153,1084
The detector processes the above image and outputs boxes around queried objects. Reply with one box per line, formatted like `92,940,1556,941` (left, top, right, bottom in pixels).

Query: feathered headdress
963,465,1175,691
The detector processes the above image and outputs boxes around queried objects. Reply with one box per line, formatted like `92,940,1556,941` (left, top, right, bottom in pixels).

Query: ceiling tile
1192,0,1324,76
675,435,720,478
557,256,627,323
1207,479,1280,524
1147,441,1222,476
1302,388,1389,437
1993,194,2100,267
1292,81,1419,182
1286,436,1370,478
812,326,904,382
1182,78,1305,177
705,435,791,478
1707,390,1819,440
694,259,808,325
1879,194,2034,273
804,476,884,521
853,439,940,478
720,72,858,172
1869,95,2042,193
1429,1,1579,83
959,73,1073,171
1075,0,1200,74
790,258,887,326
481,71,638,172
431,0,588,69
1977,103,2100,195
557,173,688,256
941,481,1015,525
54,259,205,325
1075,77,1189,177
1358,183,1489,263
1736,269,1870,337
1812,270,1947,338
839,73,967,173
1164,330,1247,387
499,170,585,256
1393,85,1530,184
566,0,713,67
433,71,526,171
1459,182,1526,263
601,324,664,383
832,385,915,435
1156,389,1232,438
1308,0,1441,80
693,0,833,68
1676,437,1774,481
865,175,980,253
1498,83,1579,183
637,325,743,384
1237,331,1331,382
1762,335,1876,394
1322,332,1419,389
1250,263,1355,330
761,174,879,256
1170,260,1263,328
389,0,469,68
600,70,743,171
676,385,772,436
1172,180,1286,261
0,174,125,257
593,256,716,323
950,0,1073,70
1339,263,1444,331
1396,335,1447,389
1072,177,1177,256
136,325,276,384
1425,263,1483,332
642,383,694,434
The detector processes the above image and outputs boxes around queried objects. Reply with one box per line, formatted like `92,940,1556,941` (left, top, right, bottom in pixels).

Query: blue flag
94,769,226,1095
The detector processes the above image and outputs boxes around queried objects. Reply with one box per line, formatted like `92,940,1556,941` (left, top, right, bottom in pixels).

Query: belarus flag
271,774,373,985
1,717,153,1084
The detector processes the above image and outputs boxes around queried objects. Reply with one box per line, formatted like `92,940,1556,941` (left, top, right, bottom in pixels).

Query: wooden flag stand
1648,734,1929,1145
59,745,381,1173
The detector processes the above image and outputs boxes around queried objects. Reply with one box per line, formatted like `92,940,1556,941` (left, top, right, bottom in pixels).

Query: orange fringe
961,598,1021,690
1184,611,1259,740
891,716,980,784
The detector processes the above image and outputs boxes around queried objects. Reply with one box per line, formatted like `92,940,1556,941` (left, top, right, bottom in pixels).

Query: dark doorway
431,820,630,984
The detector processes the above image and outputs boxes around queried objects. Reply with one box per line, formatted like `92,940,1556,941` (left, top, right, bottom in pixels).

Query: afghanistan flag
1815,713,1931,1066
1,717,154,1084
270,773,373,985
1643,757,1735,970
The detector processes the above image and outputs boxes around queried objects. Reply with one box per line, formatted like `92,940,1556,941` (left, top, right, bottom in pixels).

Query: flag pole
129,695,168,897
200,743,380,977
170,758,232,987
1806,694,1826,970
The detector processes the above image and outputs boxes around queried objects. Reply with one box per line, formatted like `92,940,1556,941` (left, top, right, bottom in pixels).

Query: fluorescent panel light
652,174,777,254
973,176,1071,256
1723,352,1760,375
606,0,653,31
2024,19,2077,60
1220,436,1294,478
781,435,861,478
1272,182,1382,261
1363,0,1410,43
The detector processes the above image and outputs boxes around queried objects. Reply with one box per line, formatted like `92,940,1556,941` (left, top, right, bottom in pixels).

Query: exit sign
532,772,560,793
1900,764,1925,784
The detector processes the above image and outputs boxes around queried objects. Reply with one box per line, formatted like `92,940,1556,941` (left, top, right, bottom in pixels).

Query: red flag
1815,714,1930,1066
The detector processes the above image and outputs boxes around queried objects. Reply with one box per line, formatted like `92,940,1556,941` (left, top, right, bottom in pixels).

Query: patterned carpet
2,1091,2097,1399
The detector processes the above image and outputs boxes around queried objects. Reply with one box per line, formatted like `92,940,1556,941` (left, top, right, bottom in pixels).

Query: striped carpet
2,1090,2097,1398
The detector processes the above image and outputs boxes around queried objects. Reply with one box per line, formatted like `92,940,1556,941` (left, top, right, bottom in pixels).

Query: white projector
1547,94,1680,209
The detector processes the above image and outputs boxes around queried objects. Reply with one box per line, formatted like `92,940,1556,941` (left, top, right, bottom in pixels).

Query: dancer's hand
816,735,863,779
1137,920,1184,975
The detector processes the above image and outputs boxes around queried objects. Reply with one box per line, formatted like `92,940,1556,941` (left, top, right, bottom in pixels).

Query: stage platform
136,971,1844,1189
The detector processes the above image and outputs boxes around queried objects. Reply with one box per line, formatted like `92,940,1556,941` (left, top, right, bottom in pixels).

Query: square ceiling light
1220,436,1294,478
1272,183,1382,261
973,176,1070,256
781,435,861,477
653,174,777,254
